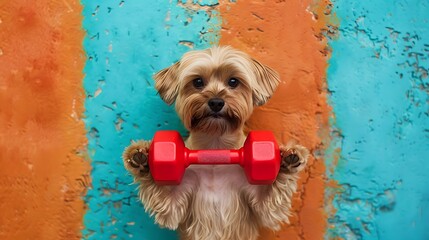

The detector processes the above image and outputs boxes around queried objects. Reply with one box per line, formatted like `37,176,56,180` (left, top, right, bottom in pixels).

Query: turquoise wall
327,0,429,239
82,1,219,239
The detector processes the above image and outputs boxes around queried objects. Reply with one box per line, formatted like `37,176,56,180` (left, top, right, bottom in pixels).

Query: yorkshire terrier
123,46,309,240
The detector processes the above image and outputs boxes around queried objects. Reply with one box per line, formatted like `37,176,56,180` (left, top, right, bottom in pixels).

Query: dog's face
154,46,280,135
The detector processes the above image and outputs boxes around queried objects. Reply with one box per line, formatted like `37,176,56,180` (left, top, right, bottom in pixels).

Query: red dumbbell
148,131,280,185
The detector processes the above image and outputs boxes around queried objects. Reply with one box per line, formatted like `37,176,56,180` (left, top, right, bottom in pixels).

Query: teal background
82,1,219,239
326,0,429,239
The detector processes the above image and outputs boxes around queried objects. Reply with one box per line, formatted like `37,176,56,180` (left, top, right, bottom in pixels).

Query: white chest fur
175,132,259,239
179,164,253,239
186,165,248,201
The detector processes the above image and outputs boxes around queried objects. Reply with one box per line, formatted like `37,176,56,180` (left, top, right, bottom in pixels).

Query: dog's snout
208,98,225,112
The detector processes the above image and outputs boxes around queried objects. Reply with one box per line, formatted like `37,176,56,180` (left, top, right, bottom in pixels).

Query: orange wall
0,1,89,239
219,1,333,239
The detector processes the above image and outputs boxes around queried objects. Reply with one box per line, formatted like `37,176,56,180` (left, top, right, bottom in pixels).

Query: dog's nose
208,98,225,113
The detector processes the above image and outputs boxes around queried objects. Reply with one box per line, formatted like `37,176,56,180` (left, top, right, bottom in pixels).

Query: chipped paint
326,0,429,239
81,1,220,239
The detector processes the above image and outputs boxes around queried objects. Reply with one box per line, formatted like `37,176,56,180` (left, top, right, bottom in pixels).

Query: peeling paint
81,1,220,239
327,0,429,239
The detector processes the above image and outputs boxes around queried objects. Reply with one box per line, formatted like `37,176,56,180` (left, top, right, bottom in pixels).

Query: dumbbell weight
148,131,280,185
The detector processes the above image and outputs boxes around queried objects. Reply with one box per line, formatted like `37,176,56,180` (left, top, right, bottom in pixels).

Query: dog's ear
153,62,180,105
251,59,280,106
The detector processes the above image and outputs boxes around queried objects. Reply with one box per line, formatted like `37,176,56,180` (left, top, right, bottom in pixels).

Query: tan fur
123,46,309,240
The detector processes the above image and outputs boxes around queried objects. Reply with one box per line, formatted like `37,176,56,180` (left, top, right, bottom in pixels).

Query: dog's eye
228,78,239,88
193,78,204,89
192,78,204,89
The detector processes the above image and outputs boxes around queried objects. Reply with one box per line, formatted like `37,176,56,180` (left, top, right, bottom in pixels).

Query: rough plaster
326,0,429,239
82,1,219,239
219,1,334,239
0,1,89,239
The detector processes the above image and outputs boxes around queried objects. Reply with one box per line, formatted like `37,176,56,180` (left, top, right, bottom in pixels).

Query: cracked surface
326,0,429,239
81,0,218,239
219,0,335,239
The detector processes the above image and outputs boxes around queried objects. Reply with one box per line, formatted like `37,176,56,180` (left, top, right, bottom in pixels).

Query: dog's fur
123,46,309,240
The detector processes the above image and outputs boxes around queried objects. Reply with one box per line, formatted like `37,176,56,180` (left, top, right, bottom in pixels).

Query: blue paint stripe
81,1,220,239
327,0,429,239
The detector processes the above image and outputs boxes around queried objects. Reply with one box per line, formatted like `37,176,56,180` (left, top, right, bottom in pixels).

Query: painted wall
0,1,89,240
81,1,214,239
326,0,429,239
0,0,428,240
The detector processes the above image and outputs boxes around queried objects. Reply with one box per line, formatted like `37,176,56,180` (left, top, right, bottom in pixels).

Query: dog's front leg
123,141,194,230
244,142,309,230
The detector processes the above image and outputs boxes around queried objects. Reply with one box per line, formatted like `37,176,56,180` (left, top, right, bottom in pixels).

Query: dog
123,46,309,240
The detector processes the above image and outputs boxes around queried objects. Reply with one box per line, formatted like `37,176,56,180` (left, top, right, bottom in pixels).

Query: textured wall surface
219,1,333,239
0,0,428,240
81,1,217,239
326,0,429,239
0,1,89,239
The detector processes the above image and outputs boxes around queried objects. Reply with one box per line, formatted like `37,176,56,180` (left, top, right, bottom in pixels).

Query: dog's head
154,46,280,135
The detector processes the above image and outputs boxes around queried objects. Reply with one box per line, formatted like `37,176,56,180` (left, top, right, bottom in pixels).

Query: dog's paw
123,140,151,177
280,143,309,174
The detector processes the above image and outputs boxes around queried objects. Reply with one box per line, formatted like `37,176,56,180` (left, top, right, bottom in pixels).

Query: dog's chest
186,165,248,200
184,164,250,236
183,135,249,201
179,165,253,239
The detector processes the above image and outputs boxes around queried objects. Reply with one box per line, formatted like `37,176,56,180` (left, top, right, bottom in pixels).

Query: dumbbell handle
185,148,244,166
